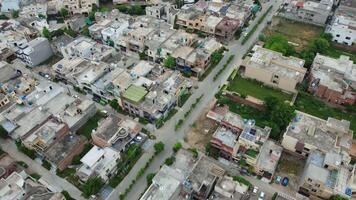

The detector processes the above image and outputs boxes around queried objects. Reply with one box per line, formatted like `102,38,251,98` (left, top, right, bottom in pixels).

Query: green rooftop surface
123,85,147,103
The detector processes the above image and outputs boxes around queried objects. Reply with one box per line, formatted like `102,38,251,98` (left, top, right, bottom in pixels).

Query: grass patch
227,76,292,102
56,168,76,178
325,44,356,63
76,111,105,139
245,149,259,158
277,159,301,175
233,175,252,188
295,92,356,136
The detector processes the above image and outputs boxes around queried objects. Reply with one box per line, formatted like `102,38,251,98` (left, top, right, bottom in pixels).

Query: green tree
264,96,295,140
146,173,155,185
117,5,128,13
163,56,176,68
211,49,224,65
81,177,103,198
12,10,19,18
154,141,164,154
139,51,147,60
0,14,9,20
164,156,175,166
38,14,46,19
42,27,51,39
172,142,182,153
128,5,144,15
59,8,69,18
0,125,8,138
81,26,90,37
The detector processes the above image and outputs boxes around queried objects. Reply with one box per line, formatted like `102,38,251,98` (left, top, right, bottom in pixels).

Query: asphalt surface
106,1,289,200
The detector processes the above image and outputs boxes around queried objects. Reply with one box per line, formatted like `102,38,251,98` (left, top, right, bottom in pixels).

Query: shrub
42,159,52,170
30,173,41,180
154,142,164,154
164,156,175,166
81,177,104,198
173,142,182,153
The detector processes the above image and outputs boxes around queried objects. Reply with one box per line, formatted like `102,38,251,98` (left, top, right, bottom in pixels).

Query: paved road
107,1,286,200
0,138,85,200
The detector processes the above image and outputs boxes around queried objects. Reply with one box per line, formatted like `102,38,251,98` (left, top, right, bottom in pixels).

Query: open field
227,75,293,102
263,17,323,52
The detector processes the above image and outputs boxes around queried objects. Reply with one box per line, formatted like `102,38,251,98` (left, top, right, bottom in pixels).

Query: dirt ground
274,151,306,191
185,104,218,151
263,17,323,52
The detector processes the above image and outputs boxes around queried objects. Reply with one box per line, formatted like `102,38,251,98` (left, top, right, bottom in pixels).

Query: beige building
241,45,307,93
58,0,99,15
281,110,353,157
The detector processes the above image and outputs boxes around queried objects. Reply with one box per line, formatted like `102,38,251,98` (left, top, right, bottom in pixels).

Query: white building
56,0,99,15
77,145,120,181
15,37,53,67
326,3,356,46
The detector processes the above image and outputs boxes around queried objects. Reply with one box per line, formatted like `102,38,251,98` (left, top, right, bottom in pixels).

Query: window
336,34,340,37
346,36,351,40
308,178,312,182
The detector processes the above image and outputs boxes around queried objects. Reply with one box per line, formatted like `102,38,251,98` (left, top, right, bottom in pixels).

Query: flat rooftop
122,85,148,103
45,134,86,164
212,127,237,148
246,45,307,81
285,111,352,153
257,140,282,173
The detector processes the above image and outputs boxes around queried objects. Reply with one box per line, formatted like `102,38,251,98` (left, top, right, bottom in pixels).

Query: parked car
282,177,289,186
275,176,282,184
252,186,258,195
259,191,265,199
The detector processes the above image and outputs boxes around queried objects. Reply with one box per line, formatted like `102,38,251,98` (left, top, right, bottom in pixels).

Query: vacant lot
275,152,305,191
186,105,218,151
263,17,323,52
227,75,293,102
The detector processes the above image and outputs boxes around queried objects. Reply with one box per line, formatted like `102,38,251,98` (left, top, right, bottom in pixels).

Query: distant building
241,45,307,93
57,0,99,15
15,37,53,67
279,0,334,26
309,54,356,105
326,0,356,46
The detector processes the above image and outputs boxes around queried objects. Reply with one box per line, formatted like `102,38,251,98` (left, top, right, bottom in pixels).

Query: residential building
77,145,120,182
241,45,307,93
326,0,356,46
21,117,69,154
0,171,66,200
45,133,87,170
214,175,249,199
207,105,281,182
298,150,353,199
0,0,20,12
309,54,356,105
183,156,225,200
172,37,222,76
19,3,47,18
145,3,177,23
280,0,334,26
50,34,75,56
210,126,238,158
58,0,99,15
91,114,140,151
15,37,53,67
61,37,115,61
65,15,86,32
281,110,353,157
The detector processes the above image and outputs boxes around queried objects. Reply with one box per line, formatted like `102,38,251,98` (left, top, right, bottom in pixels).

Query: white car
253,186,258,194
259,191,265,199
